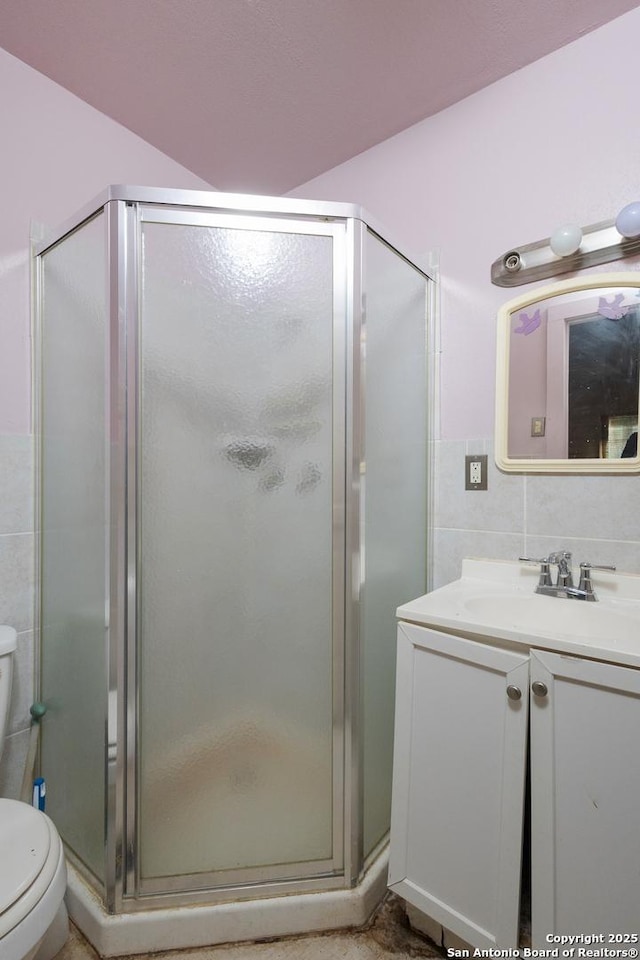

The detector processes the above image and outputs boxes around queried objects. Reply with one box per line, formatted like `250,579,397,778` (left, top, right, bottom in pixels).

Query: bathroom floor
57,895,445,960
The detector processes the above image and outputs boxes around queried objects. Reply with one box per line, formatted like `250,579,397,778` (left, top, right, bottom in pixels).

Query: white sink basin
397,558,640,666
463,594,639,643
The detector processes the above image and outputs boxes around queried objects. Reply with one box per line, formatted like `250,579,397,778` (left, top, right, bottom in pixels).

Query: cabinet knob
532,680,548,698
506,684,522,701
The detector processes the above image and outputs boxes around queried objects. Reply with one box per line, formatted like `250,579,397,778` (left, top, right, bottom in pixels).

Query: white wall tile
525,536,640,578
0,727,29,800
433,528,524,590
0,436,36,797
526,474,640,543
0,434,34,535
0,533,34,632
8,629,34,736
435,439,525,534
432,438,640,589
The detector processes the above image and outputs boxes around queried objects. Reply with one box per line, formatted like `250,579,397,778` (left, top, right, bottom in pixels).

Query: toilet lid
0,800,51,916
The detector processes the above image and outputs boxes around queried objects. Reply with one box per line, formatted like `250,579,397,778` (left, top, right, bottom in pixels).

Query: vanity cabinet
388,621,640,948
388,623,529,948
531,650,640,942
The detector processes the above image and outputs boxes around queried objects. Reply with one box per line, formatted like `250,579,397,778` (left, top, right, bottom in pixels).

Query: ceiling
1,0,638,195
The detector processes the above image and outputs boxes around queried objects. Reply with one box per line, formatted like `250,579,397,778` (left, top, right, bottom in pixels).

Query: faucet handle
578,561,616,593
519,556,552,587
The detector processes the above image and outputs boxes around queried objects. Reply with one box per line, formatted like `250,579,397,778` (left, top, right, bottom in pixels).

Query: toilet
0,625,69,960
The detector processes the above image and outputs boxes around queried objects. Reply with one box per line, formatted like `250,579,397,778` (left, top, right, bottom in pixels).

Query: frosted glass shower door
361,231,428,859
136,213,345,890
39,212,108,883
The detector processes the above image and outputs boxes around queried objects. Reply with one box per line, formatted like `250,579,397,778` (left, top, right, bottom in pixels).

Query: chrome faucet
519,552,616,601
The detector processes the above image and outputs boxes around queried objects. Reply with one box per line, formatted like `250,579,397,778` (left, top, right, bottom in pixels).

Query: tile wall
0,433,35,798
433,437,640,589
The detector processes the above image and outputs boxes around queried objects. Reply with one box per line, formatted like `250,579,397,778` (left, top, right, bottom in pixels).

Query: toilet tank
0,625,17,762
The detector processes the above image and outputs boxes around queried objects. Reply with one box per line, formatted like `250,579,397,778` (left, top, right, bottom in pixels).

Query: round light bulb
549,224,583,257
615,201,640,238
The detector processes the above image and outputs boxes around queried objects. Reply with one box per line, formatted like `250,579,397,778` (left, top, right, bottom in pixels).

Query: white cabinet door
530,650,640,944
389,623,530,948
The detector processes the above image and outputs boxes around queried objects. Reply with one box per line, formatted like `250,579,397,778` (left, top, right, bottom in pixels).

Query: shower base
65,847,389,958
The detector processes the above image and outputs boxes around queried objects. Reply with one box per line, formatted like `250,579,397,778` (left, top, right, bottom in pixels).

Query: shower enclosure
34,186,431,947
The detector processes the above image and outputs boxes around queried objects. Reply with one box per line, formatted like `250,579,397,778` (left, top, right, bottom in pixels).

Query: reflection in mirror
568,311,639,459
495,273,640,473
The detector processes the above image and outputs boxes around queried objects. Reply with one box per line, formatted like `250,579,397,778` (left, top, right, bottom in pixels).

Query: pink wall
0,48,212,434
290,6,640,440
5,7,640,440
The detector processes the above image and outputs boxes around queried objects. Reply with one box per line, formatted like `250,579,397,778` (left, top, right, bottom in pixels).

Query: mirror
495,272,640,472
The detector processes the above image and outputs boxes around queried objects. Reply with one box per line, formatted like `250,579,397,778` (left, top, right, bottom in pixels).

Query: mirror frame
495,271,640,473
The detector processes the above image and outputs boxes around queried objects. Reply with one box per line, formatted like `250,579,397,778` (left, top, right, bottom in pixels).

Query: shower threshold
65,847,390,958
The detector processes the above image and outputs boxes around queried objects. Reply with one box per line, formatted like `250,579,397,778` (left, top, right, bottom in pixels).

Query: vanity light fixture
549,223,582,258
492,201,640,286
615,201,640,238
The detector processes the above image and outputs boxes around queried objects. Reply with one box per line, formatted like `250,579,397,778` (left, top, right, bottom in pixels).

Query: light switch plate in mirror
495,272,640,473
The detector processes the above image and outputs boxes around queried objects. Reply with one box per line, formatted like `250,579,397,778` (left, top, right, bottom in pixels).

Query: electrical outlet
531,416,546,437
465,454,488,491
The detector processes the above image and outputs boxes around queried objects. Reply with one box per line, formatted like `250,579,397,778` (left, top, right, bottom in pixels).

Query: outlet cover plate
465,454,488,491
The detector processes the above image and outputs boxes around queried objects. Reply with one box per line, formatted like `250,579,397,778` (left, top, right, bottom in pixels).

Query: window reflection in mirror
568,312,639,459
495,273,640,473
